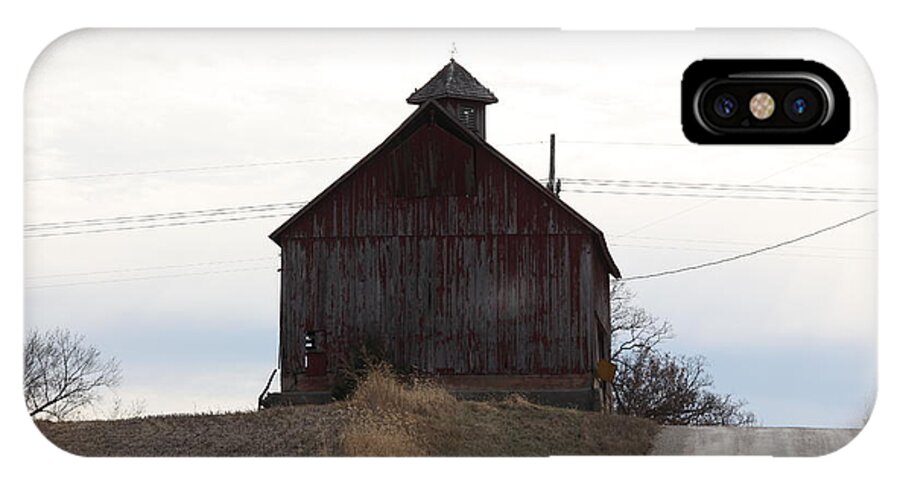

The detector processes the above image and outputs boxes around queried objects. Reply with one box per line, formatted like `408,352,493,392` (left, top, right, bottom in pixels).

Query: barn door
595,310,610,362
303,330,327,376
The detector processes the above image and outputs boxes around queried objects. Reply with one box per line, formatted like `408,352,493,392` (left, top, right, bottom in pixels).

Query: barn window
458,105,477,129
302,330,327,375
304,331,318,351
303,330,319,371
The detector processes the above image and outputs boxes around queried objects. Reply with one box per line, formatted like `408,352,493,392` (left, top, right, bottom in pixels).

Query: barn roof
270,100,620,278
406,59,499,105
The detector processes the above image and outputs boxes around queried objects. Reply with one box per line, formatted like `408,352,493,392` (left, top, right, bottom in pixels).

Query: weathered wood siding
279,120,610,388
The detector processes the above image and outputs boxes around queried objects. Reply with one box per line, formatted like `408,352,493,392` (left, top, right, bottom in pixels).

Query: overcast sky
24,29,877,426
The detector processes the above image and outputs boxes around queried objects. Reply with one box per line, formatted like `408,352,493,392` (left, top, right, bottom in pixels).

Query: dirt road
650,426,860,456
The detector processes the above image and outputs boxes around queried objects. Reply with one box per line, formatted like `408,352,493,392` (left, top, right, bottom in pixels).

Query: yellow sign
596,359,616,382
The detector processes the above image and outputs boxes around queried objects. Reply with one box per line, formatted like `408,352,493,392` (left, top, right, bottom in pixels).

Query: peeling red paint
276,107,613,393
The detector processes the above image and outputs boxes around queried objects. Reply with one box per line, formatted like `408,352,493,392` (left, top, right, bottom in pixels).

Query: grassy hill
35,368,658,456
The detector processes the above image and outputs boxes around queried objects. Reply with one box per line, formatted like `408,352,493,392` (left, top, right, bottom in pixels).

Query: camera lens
791,98,808,115
713,94,738,118
784,88,819,123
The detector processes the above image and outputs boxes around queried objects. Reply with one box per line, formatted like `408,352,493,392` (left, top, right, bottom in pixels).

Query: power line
502,140,873,150
25,201,305,231
26,145,548,182
609,242,870,260
613,138,871,237
23,139,874,239
33,176,874,234
25,171,876,238
557,178,875,195
26,256,277,280
25,201,307,238
619,210,876,281
25,265,276,289
25,138,874,184
562,188,875,203
27,210,874,288
558,140,873,150
609,234,874,253
25,155,359,182
25,211,297,238
496,141,547,146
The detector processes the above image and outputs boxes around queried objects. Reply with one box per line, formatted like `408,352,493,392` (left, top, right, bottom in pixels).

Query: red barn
267,60,621,409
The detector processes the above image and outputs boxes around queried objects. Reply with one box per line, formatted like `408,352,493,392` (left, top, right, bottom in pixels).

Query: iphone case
24,29,877,456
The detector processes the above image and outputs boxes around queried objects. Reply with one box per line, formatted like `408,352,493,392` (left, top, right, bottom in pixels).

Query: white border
3,1,895,478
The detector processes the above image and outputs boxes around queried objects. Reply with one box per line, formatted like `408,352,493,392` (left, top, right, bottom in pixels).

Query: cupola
406,59,498,140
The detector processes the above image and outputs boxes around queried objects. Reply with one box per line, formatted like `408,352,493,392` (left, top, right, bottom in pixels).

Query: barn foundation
262,373,611,411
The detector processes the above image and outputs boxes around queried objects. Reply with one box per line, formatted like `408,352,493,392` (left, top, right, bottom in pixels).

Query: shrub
332,337,389,400
349,362,457,416
339,362,459,456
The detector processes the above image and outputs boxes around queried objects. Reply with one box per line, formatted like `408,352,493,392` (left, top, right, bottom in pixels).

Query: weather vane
450,42,458,60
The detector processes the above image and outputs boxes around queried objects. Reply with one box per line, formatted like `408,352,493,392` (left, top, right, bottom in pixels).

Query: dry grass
35,404,350,456
36,365,659,457
339,363,453,456
350,363,458,416
341,418,423,456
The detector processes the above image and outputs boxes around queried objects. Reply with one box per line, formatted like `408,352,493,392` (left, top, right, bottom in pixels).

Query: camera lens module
683,60,847,143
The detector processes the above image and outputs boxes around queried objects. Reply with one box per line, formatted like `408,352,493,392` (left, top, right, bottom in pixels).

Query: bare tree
24,328,121,420
610,280,756,426
610,280,673,360
614,350,756,426
104,395,147,421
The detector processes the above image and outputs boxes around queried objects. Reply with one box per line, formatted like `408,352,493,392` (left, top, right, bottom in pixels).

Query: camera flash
749,92,775,120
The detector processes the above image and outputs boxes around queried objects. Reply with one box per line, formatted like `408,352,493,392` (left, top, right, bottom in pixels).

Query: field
35,368,659,457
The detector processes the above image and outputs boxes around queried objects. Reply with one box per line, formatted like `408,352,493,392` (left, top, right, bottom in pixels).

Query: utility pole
546,134,560,197
547,133,559,197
